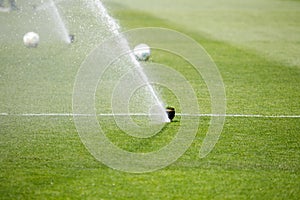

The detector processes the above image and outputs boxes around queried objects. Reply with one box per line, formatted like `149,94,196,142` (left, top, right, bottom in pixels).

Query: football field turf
0,0,299,199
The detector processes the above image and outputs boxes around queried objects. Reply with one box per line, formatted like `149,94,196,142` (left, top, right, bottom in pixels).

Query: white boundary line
0,113,300,118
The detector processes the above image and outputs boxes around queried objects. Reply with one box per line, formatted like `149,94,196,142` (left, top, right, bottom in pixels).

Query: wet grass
0,1,299,199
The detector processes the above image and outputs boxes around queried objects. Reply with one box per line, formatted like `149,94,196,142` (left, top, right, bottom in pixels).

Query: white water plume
38,0,71,43
85,0,170,123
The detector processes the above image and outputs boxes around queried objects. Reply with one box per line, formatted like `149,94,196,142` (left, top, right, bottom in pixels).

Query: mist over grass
0,0,299,199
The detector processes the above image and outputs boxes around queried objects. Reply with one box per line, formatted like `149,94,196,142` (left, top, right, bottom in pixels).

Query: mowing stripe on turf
0,113,300,118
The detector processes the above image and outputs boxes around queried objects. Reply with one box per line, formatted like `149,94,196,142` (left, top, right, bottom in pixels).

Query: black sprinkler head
166,107,175,122
69,34,75,43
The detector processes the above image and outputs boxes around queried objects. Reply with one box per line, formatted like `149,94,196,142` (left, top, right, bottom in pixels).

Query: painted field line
179,113,300,118
0,113,300,118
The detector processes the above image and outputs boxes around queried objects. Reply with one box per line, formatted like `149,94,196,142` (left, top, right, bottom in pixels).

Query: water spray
36,0,72,44
87,0,170,123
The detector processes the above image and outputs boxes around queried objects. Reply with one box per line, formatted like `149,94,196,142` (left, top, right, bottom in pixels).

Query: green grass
108,0,300,67
1,0,300,199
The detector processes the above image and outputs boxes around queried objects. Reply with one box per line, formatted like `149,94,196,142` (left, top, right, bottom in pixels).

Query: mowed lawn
0,0,300,199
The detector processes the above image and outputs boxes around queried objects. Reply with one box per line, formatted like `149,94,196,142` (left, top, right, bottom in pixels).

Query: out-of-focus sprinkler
69,34,75,43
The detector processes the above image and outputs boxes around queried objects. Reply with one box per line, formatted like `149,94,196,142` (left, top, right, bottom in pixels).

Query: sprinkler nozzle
166,107,175,122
